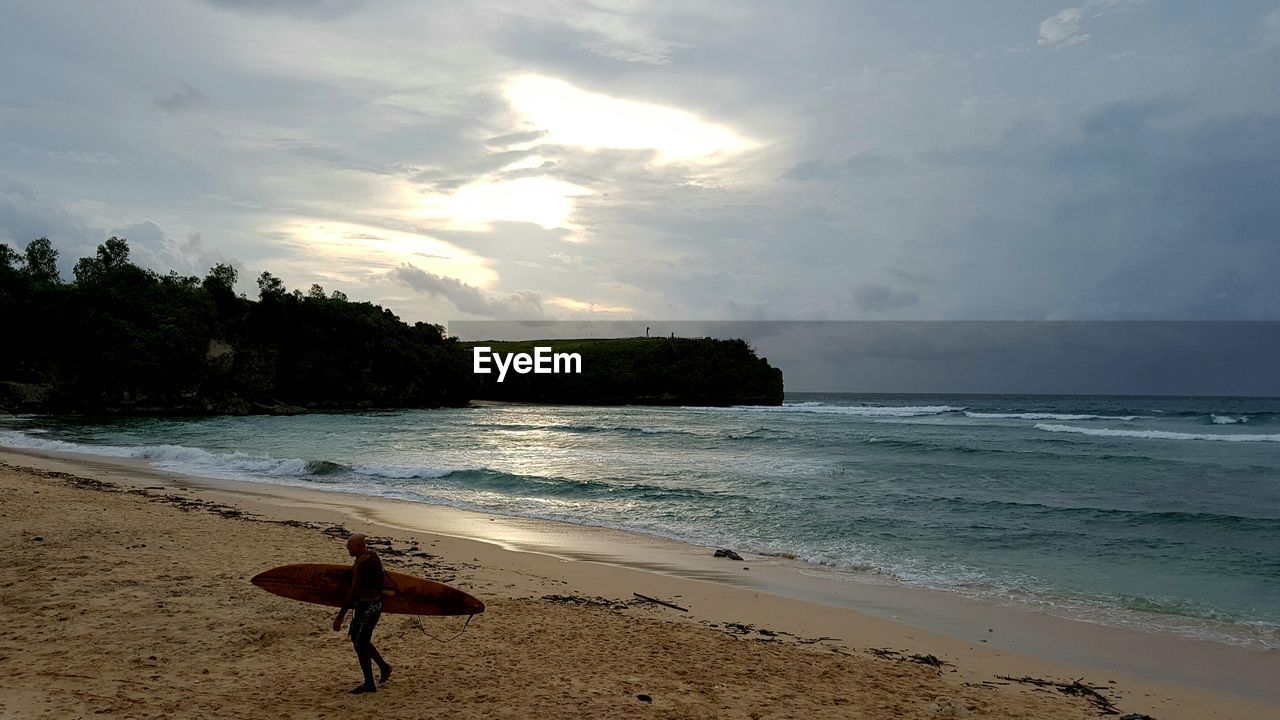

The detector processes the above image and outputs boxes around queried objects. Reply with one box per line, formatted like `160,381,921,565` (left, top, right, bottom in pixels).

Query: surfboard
251,563,485,616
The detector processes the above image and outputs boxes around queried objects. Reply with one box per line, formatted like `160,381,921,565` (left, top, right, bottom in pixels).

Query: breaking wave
687,404,964,417
966,412,1148,421
1034,424,1280,442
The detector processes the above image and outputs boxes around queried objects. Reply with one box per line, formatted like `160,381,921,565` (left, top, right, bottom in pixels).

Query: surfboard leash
405,612,474,644
385,573,476,644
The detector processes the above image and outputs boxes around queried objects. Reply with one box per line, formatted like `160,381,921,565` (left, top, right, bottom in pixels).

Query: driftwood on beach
632,592,689,612
996,675,1121,715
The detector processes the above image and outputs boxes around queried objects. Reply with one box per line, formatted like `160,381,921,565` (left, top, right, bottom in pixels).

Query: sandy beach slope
1,453,1275,719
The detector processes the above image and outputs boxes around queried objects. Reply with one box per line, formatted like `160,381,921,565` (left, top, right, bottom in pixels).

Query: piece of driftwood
866,648,953,673
795,635,841,645
541,594,633,611
996,675,1120,715
909,653,946,668
633,592,688,612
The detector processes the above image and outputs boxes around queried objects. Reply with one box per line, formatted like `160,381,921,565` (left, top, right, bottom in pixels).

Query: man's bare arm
345,554,375,607
332,555,367,630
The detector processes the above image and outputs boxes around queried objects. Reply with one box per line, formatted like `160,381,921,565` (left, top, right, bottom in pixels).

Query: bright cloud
1039,0,1145,49
1039,8,1089,48
500,154,551,172
412,176,593,232
504,75,755,163
545,296,632,314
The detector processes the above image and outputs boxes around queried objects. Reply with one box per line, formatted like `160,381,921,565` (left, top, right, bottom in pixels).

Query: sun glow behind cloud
500,154,550,172
411,176,593,232
546,296,632,314
504,75,755,163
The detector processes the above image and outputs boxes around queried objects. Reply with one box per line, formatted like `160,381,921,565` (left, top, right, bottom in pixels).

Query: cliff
464,337,784,406
1,237,783,414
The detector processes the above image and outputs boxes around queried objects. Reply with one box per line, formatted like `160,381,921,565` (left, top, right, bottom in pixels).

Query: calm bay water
4,393,1278,648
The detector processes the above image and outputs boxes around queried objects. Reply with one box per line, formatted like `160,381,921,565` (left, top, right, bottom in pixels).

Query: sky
2,0,1279,325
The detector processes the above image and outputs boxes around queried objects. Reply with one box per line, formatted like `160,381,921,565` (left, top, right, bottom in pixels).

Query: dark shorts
349,599,383,646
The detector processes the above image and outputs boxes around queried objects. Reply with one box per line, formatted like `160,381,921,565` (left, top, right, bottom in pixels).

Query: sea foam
1034,424,1280,442
967,412,1147,421
0,430,330,479
688,404,964,417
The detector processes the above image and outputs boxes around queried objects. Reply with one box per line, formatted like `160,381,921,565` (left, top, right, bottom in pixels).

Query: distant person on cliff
332,533,392,694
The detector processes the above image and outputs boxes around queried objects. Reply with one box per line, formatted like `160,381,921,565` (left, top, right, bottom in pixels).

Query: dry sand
1,451,1276,719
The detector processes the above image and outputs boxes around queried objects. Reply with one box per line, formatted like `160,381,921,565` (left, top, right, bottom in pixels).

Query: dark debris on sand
540,594,638,612
997,675,1124,716
867,648,955,674
4,462,475,582
703,620,845,651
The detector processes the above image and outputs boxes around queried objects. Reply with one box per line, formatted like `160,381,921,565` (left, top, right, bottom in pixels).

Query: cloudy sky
3,0,1278,324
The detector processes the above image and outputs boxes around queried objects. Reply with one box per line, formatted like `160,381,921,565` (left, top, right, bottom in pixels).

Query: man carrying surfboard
332,534,392,694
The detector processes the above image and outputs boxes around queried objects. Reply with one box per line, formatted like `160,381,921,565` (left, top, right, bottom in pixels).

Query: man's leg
348,605,377,694
354,639,376,690
368,644,392,683
363,600,391,683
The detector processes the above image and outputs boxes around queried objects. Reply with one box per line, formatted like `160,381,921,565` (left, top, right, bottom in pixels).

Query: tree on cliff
0,236,475,412
24,237,60,284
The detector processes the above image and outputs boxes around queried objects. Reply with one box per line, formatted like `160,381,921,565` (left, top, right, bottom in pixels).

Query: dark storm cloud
899,93,1280,320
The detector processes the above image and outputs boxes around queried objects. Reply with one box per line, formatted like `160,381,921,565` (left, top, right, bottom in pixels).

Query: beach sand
1,450,1276,719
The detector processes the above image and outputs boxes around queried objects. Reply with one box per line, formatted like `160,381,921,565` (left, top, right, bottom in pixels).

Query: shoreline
1,418,1270,656
2,447,1278,719
0,438,1272,655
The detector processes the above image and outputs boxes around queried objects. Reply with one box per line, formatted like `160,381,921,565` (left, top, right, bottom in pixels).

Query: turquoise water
4,393,1279,648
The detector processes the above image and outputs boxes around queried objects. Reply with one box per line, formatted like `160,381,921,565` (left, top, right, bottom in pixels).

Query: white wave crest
967,412,1147,421
688,404,964,417
1211,415,1247,425
1034,424,1280,442
1,430,130,457
0,430,321,478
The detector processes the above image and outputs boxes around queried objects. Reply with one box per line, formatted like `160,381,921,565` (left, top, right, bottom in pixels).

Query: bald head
346,533,367,557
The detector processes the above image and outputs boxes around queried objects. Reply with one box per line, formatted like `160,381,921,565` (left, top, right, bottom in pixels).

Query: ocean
4,393,1278,649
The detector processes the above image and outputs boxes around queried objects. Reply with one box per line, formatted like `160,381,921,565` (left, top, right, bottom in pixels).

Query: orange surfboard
251,563,485,616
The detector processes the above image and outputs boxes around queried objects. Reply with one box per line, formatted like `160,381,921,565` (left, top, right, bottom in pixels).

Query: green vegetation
0,237,473,414
465,338,784,406
0,236,783,414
